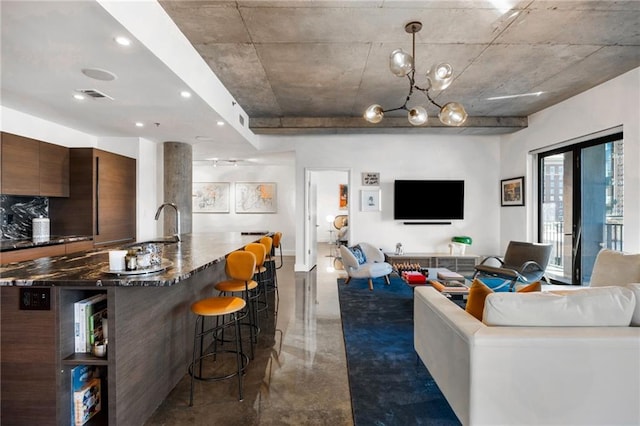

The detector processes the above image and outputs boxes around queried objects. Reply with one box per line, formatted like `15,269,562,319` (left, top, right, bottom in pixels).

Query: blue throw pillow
349,245,367,265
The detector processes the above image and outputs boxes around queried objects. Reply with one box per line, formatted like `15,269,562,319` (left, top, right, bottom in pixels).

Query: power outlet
19,288,51,310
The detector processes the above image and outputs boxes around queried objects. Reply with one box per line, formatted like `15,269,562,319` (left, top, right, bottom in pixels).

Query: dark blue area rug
337,276,461,426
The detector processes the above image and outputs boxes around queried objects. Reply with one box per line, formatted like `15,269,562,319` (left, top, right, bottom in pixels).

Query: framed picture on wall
361,189,381,212
361,172,380,186
501,176,525,206
339,184,348,210
235,182,277,213
192,182,230,213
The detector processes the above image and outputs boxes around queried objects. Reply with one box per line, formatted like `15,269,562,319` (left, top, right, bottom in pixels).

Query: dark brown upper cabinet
0,132,69,197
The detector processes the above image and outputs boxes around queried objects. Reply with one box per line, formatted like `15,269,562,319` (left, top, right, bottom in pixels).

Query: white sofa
414,286,640,425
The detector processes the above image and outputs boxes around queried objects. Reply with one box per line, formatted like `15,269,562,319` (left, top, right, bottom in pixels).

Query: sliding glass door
538,132,623,285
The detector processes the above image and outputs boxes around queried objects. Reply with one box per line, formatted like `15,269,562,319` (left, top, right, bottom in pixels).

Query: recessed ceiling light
135,122,144,127
73,94,85,100
180,91,191,98
216,121,225,126
115,36,131,46
81,68,117,81
196,136,215,141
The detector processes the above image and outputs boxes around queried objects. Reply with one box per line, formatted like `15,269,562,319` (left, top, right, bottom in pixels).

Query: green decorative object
452,236,472,245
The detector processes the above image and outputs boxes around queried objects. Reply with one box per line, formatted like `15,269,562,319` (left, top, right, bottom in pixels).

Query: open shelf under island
0,232,268,426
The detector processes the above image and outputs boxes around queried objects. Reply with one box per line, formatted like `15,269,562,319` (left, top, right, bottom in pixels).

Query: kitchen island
0,232,266,426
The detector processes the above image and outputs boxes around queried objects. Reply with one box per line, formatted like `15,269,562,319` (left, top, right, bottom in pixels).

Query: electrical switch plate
19,288,51,310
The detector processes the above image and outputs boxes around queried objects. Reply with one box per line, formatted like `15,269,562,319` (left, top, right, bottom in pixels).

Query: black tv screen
394,180,464,220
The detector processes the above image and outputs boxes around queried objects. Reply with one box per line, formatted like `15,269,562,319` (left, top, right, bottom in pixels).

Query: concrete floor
144,243,353,425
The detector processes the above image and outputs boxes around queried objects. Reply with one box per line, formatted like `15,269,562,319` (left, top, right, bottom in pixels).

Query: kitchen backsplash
0,195,49,240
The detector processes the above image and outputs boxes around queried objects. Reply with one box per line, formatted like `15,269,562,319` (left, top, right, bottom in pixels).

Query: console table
384,252,480,276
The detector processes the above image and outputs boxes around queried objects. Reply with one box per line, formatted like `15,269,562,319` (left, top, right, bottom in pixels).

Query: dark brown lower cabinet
0,287,59,425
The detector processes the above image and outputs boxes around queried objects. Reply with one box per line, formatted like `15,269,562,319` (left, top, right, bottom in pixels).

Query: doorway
304,169,350,272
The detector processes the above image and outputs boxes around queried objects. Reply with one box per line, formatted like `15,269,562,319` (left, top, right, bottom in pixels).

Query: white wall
500,67,640,254
283,133,502,269
192,162,296,255
135,138,162,241
1,107,98,147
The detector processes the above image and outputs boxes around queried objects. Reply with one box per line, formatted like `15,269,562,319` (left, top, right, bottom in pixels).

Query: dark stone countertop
0,232,265,287
0,235,94,252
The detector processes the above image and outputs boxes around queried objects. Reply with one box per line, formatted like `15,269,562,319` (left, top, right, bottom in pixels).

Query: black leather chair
473,241,552,291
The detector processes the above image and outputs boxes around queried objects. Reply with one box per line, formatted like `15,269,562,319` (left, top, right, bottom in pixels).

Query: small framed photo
361,189,381,212
501,176,524,206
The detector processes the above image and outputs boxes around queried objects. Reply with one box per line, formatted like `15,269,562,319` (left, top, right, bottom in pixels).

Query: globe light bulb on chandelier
363,21,468,127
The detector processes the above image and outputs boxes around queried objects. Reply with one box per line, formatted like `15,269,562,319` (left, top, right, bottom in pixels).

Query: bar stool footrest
189,350,250,382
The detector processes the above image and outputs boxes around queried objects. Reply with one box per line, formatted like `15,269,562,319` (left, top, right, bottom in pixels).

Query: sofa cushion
465,278,540,321
590,249,640,287
348,245,367,265
626,283,640,326
483,286,635,326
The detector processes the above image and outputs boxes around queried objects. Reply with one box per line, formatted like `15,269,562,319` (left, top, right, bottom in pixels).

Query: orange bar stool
188,295,248,405
263,234,280,308
259,236,275,290
214,250,259,359
244,242,271,317
272,232,284,270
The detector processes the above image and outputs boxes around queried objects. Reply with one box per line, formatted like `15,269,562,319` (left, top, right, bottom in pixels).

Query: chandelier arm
415,86,443,109
404,72,416,109
382,105,409,113
380,73,415,113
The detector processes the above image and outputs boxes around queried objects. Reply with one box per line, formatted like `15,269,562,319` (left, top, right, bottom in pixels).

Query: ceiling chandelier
364,21,468,127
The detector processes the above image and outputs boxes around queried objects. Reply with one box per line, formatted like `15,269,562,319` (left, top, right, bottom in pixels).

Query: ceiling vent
76,89,113,100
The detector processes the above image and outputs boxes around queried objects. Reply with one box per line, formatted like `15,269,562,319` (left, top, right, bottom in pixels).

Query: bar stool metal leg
189,296,248,405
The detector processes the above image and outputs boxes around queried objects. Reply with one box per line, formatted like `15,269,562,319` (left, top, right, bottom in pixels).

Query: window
538,131,623,285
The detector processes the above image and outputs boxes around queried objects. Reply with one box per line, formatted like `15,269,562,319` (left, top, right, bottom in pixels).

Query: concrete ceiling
2,1,639,164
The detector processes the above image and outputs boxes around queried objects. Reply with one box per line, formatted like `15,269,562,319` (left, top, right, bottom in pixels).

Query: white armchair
339,242,393,291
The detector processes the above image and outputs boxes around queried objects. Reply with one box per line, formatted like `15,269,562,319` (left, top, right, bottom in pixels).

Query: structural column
163,142,192,235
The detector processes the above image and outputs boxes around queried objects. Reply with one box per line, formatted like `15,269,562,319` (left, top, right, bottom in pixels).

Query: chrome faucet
154,202,181,242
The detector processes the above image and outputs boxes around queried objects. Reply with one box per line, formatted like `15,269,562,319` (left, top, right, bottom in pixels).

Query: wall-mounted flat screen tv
394,180,464,220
